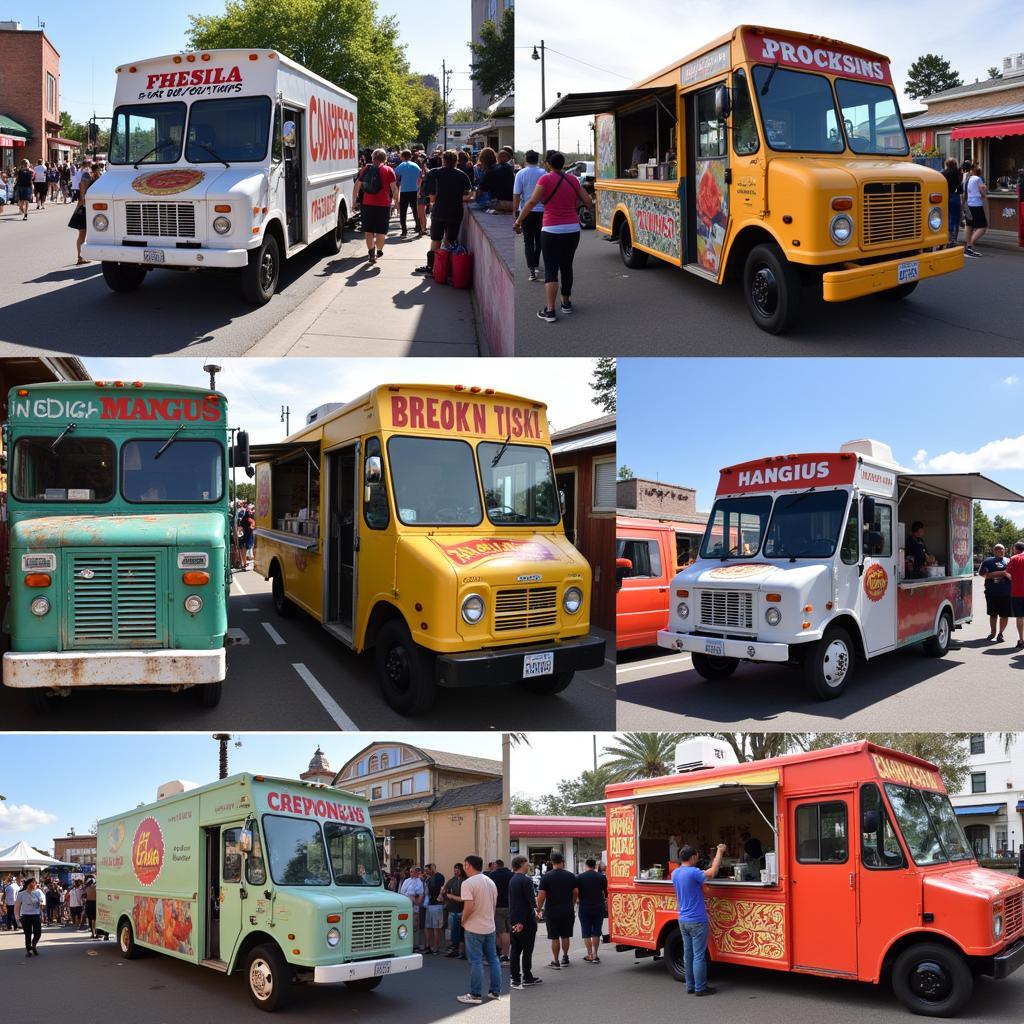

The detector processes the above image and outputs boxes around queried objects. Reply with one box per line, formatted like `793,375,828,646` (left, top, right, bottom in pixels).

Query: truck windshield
752,66,843,153
121,439,223,503
185,96,273,163
263,814,331,885
700,496,772,558
109,102,185,165
763,490,848,558
478,442,560,525
324,823,382,886
884,784,974,866
835,80,908,155
387,436,483,526
12,437,115,502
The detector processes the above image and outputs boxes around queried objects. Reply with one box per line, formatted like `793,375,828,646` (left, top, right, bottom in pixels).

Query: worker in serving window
906,521,929,579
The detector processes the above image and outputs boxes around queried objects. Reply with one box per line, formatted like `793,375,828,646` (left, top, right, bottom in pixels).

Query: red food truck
596,740,1024,1017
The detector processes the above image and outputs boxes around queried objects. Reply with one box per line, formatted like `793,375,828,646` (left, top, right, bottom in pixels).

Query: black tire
891,942,973,1018
690,653,739,680
743,243,802,334
194,680,223,707
245,942,294,1012
521,670,574,695
618,220,649,268
101,262,146,293
321,206,346,255
270,565,296,619
117,919,139,959
923,610,953,657
29,689,57,715
375,618,437,716
345,977,383,992
242,233,280,306
879,281,918,301
663,927,686,983
802,626,855,700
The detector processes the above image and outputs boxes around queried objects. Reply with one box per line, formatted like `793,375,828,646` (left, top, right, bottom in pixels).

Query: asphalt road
616,577,1024,732
515,228,1024,355
1,925,507,1024
0,571,615,730
512,919,1023,1024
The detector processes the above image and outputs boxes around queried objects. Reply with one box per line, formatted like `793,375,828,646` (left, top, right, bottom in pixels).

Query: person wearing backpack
357,148,399,265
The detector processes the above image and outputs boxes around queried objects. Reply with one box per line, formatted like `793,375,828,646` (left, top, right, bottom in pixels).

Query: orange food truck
595,740,1024,1017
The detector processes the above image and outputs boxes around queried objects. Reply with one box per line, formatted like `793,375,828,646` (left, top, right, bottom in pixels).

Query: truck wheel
322,207,346,255
375,619,437,715
242,233,280,306
802,626,854,700
521,670,574,695
891,942,973,1018
270,565,296,619
194,681,223,707
101,262,147,293
923,610,953,658
662,927,687,983
117,919,139,959
690,653,739,680
618,221,649,268
29,689,57,714
879,281,918,301
744,243,801,334
345,977,383,992
246,943,293,1012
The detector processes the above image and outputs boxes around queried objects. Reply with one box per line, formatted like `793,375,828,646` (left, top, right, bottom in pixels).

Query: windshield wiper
194,141,231,168
154,423,185,460
133,138,176,169
759,60,780,97
490,432,512,468
49,422,77,454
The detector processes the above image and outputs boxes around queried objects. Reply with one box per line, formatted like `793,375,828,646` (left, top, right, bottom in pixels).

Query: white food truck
83,49,358,304
656,439,1024,698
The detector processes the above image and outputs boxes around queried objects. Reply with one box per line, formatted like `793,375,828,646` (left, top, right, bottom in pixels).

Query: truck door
789,794,857,976
218,825,247,968
616,532,669,647
860,498,897,654
327,442,358,634
282,106,304,247
203,826,221,962
685,83,730,276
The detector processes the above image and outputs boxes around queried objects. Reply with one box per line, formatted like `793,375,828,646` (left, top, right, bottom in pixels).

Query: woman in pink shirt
513,151,594,322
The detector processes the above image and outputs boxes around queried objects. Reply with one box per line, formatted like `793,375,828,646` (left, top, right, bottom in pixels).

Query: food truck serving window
121,439,223,503
478,442,560,526
615,91,677,179
387,436,483,526
12,437,115,502
795,801,848,863
186,96,273,164
701,496,772,558
752,66,843,153
110,102,186,165
883,784,973,866
324,823,382,886
763,490,848,559
835,80,908,155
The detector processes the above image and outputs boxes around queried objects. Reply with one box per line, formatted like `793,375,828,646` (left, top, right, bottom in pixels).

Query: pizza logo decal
863,564,888,602
131,169,205,196
131,817,165,887
707,563,772,580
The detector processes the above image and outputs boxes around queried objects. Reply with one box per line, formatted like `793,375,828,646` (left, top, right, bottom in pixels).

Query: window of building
371,786,382,800
47,73,56,115
795,801,848,863
593,457,616,512
969,734,985,755
964,824,990,858
381,753,390,769
971,772,987,794
369,755,379,771
414,771,430,793
390,778,414,798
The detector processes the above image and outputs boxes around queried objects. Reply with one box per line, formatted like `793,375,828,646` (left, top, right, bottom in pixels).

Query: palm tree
600,733,683,782
501,734,530,858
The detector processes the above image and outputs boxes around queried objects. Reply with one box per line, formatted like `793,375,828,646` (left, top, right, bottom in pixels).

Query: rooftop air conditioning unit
840,438,897,464
675,737,739,774
156,780,200,801
305,402,344,425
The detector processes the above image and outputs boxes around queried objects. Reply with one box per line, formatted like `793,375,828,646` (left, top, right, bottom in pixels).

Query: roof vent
1005,53,1024,78
840,438,896,464
156,780,199,801
674,737,739,774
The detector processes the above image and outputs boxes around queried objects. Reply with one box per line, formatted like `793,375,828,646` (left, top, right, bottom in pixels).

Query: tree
450,107,481,123
709,733,810,762
406,76,445,146
468,6,513,103
600,733,683,781
229,481,256,503
187,0,416,146
618,465,634,481
974,501,996,559
905,54,962,100
537,769,608,817
591,357,616,413
992,514,1021,552
510,793,539,814
987,67,1002,80
60,111,88,144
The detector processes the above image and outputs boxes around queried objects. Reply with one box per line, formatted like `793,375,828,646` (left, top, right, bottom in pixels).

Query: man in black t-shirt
536,852,578,968
575,859,608,963
509,856,542,988
980,542,1012,641
424,864,446,954
413,150,472,275
478,150,515,208
488,859,513,961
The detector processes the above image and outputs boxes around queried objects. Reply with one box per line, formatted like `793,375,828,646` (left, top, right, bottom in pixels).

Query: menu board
608,804,637,882
950,495,971,576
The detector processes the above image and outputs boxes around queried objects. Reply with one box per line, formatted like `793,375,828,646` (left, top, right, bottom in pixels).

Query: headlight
30,597,50,617
677,602,689,620
397,924,408,940
928,206,943,232
563,587,583,614
765,607,782,626
213,215,232,235
184,595,204,615
994,903,1004,939
326,927,340,947
92,213,109,231
829,213,853,245
461,593,485,624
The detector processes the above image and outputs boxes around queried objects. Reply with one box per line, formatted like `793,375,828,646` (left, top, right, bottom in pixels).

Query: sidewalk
977,228,1023,253
248,217,479,357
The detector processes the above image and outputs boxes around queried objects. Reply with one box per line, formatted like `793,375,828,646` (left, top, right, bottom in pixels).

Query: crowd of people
230,498,256,569
942,157,991,257
3,873,98,957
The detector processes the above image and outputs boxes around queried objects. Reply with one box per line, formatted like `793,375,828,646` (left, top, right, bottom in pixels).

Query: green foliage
230,481,256,503
406,76,445,146
60,111,88,143
591,357,616,413
905,54,962,101
450,107,482,123
469,7,513,102
974,501,996,558
987,67,1002,80
186,0,416,146
618,465,634,481
708,733,810,762
600,733,683,782
511,793,539,814
537,769,608,817
991,514,1023,552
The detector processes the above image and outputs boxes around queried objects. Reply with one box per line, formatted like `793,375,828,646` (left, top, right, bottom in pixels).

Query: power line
517,44,633,82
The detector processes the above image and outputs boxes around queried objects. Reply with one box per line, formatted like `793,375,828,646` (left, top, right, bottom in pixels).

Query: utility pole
532,41,547,156
441,60,450,151
281,405,290,436
213,734,231,779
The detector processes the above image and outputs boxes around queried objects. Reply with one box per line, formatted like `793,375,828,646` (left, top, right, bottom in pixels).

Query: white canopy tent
0,840,68,878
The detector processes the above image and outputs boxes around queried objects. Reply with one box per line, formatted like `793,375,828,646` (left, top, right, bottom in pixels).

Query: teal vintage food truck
96,773,421,1011
2,380,232,709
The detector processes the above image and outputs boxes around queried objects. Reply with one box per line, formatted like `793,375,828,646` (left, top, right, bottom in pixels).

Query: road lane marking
233,576,247,594
243,607,259,612
292,663,358,730
616,654,691,675
261,622,286,646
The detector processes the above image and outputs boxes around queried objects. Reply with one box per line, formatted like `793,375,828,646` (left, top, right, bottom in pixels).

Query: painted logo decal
107,822,126,854
131,169,205,196
517,573,542,582
864,564,888,602
707,563,772,580
436,538,560,567
131,817,164,887
871,752,942,791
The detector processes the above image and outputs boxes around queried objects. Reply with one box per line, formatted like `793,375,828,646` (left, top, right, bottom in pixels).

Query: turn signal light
201,53,211,61
183,571,210,586
398,913,409,920
249,53,259,60
802,620,811,629
326,914,341,923
831,197,853,211
17,388,28,396
676,589,689,598
214,204,231,213
25,574,51,587
803,604,813,613
765,593,782,603
92,202,108,210
929,192,942,204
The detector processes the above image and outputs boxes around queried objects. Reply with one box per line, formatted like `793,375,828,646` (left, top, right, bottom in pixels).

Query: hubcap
385,645,411,692
751,265,779,316
120,926,130,952
250,958,274,1000
822,639,849,687
260,249,276,292
938,617,950,648
910,960,951,1001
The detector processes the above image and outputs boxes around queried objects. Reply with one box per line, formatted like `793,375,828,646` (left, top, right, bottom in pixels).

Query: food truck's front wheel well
268,559,296,619
724,226,784,285
231,930,285,975
364,600,406,650
882,934,974,1017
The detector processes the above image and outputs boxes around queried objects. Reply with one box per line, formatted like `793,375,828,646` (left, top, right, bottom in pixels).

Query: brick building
617,476,709,562
52,829,97,870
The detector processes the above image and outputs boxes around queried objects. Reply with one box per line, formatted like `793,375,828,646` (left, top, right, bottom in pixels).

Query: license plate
373,961,391,976
523,651,554,678
143,249,165,264
704,639,725,657
897,259,918,283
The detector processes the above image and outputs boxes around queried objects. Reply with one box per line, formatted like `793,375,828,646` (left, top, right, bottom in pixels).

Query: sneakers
560,300,574,314
997,632,1005,642
500,955,510,964
528,268,538,282
445,948,459,958
561,955,570,966
546,960,561,970
537,307,556,323
988,632,996,640
487,991,501,1000
522,977,543,986
413,265,432,274
1016,640,1024,650
367,252,376,266
376,248,384,257
965,246,983,258
694,986,718,996
456,994,483,1005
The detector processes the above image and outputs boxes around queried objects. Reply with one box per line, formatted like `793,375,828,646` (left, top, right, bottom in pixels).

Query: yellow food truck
250,384,605,715
539,25,962,333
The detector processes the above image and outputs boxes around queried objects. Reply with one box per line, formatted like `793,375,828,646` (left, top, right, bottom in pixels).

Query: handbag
68,204,86,230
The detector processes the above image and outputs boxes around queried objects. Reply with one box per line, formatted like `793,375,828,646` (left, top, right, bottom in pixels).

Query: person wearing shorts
488,859,513,961
83,876,97,938
980,543,1012,641
414,150,472,275
575,859,607,963
14,160,34,220
33,160,47,208
536,852,577,969
357,148,398,266
1006,540,1024,649
964,162,988,257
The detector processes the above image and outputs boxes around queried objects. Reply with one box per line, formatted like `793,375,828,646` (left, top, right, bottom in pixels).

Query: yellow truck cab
250,383,605,714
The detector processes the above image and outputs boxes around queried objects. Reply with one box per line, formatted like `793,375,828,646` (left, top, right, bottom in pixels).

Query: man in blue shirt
671,842,726,996
513,150,546,282
980,542,1012,642
395,149,424,237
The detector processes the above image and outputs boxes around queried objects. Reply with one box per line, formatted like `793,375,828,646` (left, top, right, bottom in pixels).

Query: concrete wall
430,803,500,871
461,208,514,356
617,478,699,518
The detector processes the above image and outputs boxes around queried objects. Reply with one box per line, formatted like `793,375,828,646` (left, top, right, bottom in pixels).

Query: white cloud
915,435,1024,472
0,802,57,832
912,448,928,466
1005,376,1019,386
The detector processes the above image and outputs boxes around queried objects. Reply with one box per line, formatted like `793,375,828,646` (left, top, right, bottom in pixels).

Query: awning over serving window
953,804,1005,816
537,88,669,121
951,120,1024,140
247,441,321,464
573,768,781,808
898,473,1024,503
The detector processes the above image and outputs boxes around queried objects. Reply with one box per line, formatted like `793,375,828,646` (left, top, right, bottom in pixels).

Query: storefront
509,814,607,872
0,114,30,170
955,803,1009,858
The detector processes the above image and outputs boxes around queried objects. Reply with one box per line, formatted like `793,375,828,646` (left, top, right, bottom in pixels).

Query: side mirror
365,455,382,485
231,430,250,469
282,120,297,148
559,488,566,515
862,810,880,834
715,85,731,121
238,829,253,853
862,495,876,530
615,556,632,590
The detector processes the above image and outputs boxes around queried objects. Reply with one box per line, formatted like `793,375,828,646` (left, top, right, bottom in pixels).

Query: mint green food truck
96,773,420,1011
1,380,232,710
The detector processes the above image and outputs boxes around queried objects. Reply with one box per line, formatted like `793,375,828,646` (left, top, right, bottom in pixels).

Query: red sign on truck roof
742,30,893,85
717,452,857,495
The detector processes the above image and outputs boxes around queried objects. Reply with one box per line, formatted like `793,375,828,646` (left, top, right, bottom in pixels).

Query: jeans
541,230,581,295
21,914,42,951
448,911,463,948
399,191,418,232
510,923,537,984
522,210,543,270
681,920,709,993
948,195,961,245
465,929,501,997
5,905,15,930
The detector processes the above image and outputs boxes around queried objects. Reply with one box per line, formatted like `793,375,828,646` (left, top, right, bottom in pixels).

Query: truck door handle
353,537,360,551
849,872,855,890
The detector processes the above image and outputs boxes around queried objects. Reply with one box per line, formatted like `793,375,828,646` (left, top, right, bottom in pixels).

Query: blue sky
0,732,499,856
37,1,474,124
619,358,1024,522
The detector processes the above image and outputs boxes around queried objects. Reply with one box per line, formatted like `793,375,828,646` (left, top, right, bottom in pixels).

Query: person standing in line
33,158,47,208
513,150,546,282
69,878,83,928
444,863,467,958
4,873,20,929
941,157,963,248
83,876,97,938
423,863,445,954
14,159,34,220
1005,540,1024,649
575,858,608,963
488,858,513,962
509,855,542,989
671,842,727,996
394,149,422,238
15,877,44,956
356,148,398,266
980,542,1012,642
69,162,98,265
399,865,425,951
456,855,502,1005
44,879,59,925
413,150,472,276
535,851,578,969
964,161,988,257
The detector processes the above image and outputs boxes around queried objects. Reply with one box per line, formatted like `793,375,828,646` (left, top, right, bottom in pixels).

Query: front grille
862,182,921,246
697,589,754,631
1005,891,1023,940
69,552,160,645
124,202,196,238
494,586,558,632
349,909,392,953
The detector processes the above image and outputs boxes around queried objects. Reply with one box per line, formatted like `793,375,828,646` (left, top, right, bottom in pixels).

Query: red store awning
510,815,607,838
952,120,1024,140
0,135,25,147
